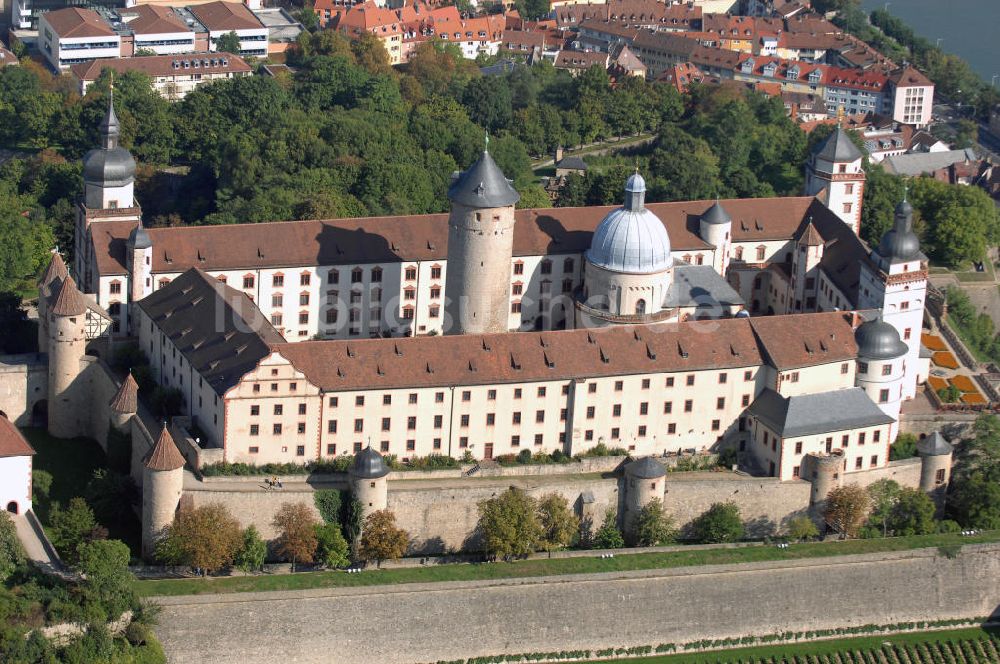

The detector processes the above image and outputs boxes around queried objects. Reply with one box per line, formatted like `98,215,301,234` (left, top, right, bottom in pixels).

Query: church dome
83,147,136,188
83,96,135,189
877,198,921,263
586,173,672,274
854,318,908,360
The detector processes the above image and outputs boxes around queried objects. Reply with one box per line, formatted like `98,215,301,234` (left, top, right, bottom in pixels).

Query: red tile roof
749,312,857,370
109,374,139,414
144,425,185,471
188,1,263,32
42,7,116,38
91,197,828,277
0,416,34,458
276,316,764,391
70,52,251,82
123,5,191,35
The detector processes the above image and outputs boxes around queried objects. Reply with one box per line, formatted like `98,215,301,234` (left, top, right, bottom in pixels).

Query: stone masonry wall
0,355,47,425
153,543,1000,664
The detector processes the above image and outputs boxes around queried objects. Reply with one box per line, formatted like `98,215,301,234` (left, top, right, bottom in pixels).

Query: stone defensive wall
184,458,921,552
152,542,1000,664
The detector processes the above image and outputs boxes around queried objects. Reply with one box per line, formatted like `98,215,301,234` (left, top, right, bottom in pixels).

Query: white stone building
0,414,35,516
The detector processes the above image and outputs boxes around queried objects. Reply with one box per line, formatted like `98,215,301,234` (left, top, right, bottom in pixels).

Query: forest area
0,27,997,328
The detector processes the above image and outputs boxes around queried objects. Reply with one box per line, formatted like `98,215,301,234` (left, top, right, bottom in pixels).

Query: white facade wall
133,31,196,54
0,455,32,515
855,354,904,440
858,258,927,400
208,28,267,57
40,17,122,69
750,419,891,481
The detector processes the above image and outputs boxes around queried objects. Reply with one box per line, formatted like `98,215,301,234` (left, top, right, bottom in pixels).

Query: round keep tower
108,373,139,433
698,200,732,276
443,146,520,336
47,275,88,439
623,456,666,536
854,316,908,436
916,432,954,497
349,446,390,524
806,450,843,516
142,424,185,559
37,251,69,352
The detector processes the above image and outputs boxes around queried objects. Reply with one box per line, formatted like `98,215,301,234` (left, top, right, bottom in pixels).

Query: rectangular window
668,423,676,434
842,434,849,447
874,430,881,442
882,364,893,376
663,401,672,414
436,392,444,403
297,423,306,434
327,420,337,433
684,399,693,413
716,397,725,410
461,414,470,427
354,419,363,432
511,435,520,447
356,396,365,406
879,389,890,403
589,383,598,393
250,405,260,416
462,390,471,402
296,445,305,456
274,404,283,416
249,424,259,436
537,386,546,397
744,370,753,381
534,433,543,446
486,413,495,426
686,375,695,386
718,372,727,384
614,380,623,391
249,446,259,454
794,441,802,454
326,444,336,455
612,404,622,417
273,423,282,435
381,417,391,431
741,394,750,407
535,410,545,423
855,457,863,469
434,414,443,429
666,377,675,387
639,402,648,415
459,436,469,448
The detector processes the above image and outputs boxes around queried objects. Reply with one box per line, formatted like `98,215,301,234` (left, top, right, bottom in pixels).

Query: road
931,102,1000,162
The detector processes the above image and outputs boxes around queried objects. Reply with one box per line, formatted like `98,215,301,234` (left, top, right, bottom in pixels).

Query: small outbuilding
0,414,35,516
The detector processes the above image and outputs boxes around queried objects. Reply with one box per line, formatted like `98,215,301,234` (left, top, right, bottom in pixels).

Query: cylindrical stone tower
47,275,88,439
349,446,390,524
854,316,907,438
806,450,843,517
698,200,732,277
127,224,153,334
916,432,953,497
443,147,520,336
108,373,139,432
37,251,68,353
142,425,185,559
623,456,666,537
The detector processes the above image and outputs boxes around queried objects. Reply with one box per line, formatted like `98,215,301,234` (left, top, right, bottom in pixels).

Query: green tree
315,522,351,568
691,502,743,543
867,478,901,537
49,497,101,563
357,509,408,567
0,511,24,582
887,487,937,536
889,433,919,461
477,487,542,559
948,473,1000,529
313,489,344,525
462,76,512,132
84,468,138,530
156,503,242,574
786,515,819,541
75,539,134,621
634,498,677,547
592,508,624,549
233,525,267,574
216,31,242,55
537,493,579,552
860,164,905,248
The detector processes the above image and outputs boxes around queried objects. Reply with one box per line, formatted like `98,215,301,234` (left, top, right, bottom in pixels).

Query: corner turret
917,432,953,501
141,424,185,559
804,125,865,235
623,456,666,539
108,373,139,433
348,446,390,525
46,275,88,439
699,199,732,276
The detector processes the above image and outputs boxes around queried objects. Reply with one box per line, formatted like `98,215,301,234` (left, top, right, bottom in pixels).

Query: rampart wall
152,542,1000,664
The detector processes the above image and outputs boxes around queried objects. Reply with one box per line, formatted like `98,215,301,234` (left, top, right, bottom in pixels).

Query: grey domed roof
877,198,922,263
625,456,666,479
586,173,672,274
83,147,136,188
448,149,520,208
128,224,152,250
916,432,952,456
701,200,731,225
854,318,908,360
815,125,862,163
350,446,390,479
83,95,135,188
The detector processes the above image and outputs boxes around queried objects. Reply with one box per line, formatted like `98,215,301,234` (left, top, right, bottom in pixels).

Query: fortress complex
12,98,943,557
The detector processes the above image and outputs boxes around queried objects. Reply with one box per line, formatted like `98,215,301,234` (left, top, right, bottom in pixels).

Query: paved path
13,510,65,575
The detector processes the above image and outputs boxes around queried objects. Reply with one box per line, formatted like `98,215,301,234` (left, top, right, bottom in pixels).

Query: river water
859,0,999,83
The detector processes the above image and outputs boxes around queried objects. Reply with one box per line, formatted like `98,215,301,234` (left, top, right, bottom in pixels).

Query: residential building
0,415,35,516
70,52,252,99
39,7,120,70
188,1,268,57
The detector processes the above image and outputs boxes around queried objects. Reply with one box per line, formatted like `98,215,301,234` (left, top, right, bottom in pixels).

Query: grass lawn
945,314,993,363
22,426,142,554
579,626,999,663
136,530,1000,598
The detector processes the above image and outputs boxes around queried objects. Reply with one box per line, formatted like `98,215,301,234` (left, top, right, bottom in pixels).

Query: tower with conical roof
348,445,390,525
109,372,139,433
804,125,865,235
698,199,732,277
75,89,141,307
443,143,521,335
858,196,928,401
46,274,88,439
37,250,69,352
142,424,185,558
853,316,908,437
